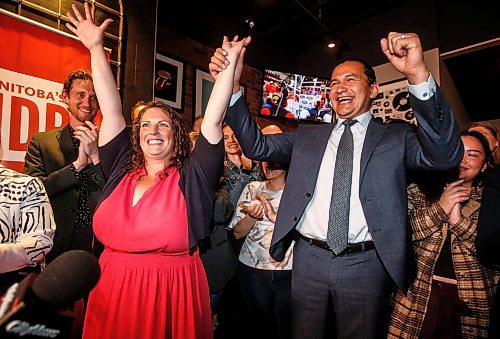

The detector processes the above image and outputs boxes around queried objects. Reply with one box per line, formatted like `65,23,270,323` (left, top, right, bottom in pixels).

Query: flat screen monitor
261,69,334,123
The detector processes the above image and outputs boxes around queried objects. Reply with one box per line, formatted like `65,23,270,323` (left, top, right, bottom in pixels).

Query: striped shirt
0,166,55,273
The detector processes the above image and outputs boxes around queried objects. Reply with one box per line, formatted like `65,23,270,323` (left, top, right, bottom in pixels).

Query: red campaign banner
0,11,102,172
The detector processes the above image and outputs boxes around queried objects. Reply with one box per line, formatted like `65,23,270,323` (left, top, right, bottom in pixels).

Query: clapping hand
239,199,264,220
449,202,462,225
73,121,100,165
256,195,277,224
438,179,469,224
73,142,90,171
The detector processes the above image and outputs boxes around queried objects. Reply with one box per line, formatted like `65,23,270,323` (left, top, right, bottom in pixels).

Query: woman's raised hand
66,2,112,51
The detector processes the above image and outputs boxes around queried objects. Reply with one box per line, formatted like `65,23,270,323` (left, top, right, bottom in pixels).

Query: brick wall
155,26,268,130
123,0,297,132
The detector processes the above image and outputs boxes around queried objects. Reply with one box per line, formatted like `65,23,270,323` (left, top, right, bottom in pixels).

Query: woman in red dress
65,3,250,338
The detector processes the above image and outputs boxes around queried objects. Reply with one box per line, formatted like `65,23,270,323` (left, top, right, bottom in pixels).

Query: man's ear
370,82,379,99
62,91,69,105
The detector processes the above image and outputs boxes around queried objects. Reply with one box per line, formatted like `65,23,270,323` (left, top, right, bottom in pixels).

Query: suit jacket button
305,192,311,198
69,208,75,213
293,216,298,221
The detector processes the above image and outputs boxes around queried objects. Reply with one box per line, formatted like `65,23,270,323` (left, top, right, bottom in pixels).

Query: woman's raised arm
66,2,125,146
201,36,250,144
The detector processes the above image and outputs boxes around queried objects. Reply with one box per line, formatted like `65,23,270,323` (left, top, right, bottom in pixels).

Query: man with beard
24,69,106,262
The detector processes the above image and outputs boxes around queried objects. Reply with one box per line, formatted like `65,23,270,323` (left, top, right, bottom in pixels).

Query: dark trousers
420,280,466,339
291,237,394,339
237,262,292,339
489,283,500,339
0,266,40,296
215,275,241,339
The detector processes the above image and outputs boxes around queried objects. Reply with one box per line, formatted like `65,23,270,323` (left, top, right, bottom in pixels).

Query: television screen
261,69,334,123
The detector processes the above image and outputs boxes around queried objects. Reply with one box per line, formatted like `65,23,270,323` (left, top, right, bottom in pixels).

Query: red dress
82,167,212,339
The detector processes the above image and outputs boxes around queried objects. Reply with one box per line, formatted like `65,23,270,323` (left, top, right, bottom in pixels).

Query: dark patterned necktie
69,127,91,234
327,119,356,254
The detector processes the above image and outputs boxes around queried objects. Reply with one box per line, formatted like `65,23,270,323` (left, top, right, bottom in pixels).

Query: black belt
296,231,375,256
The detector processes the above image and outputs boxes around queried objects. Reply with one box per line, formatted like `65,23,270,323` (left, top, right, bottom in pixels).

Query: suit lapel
360,119,388,183
58,125,77,163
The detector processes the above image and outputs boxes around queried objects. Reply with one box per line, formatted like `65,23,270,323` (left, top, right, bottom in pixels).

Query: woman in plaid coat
389,131,499,338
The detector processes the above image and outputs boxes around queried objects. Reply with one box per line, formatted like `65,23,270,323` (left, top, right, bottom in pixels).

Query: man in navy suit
209,33,463,338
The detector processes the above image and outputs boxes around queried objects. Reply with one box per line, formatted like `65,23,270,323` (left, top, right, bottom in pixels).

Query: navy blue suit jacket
226,86,463,289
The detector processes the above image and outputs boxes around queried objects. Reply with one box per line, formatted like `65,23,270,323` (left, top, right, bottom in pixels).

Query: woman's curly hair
130,101,191,174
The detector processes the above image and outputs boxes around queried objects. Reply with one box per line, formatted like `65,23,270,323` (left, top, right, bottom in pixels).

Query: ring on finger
401,34,406,39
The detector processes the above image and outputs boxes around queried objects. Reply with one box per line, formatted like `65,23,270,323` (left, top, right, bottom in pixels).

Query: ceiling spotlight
245,18,255,29
328,42,336,48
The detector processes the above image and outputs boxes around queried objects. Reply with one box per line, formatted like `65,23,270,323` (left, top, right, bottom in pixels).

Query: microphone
0,250,100,338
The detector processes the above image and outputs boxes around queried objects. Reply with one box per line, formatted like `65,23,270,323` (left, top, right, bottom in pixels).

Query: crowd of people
0,3,499,339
